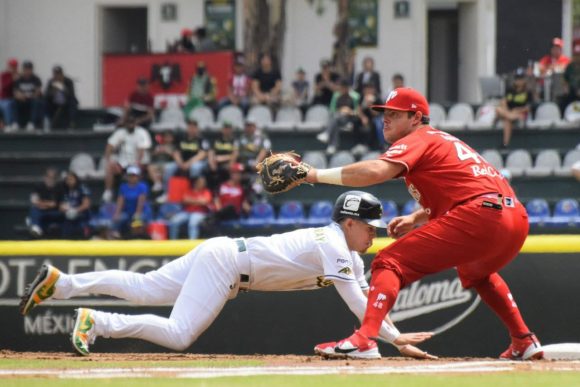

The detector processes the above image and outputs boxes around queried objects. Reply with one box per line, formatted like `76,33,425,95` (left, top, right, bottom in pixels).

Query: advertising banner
1,253,578,357
102,51,235,106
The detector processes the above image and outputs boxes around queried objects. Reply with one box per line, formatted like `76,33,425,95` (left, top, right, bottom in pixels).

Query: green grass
3,373,580,387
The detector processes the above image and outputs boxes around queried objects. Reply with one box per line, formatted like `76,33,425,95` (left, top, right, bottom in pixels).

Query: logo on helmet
343,195,361,212
386,90,398,102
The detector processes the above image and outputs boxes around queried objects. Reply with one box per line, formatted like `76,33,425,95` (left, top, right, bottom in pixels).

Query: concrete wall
0,0,497,107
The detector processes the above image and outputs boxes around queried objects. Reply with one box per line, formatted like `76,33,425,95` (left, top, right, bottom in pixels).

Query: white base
542,343,580,360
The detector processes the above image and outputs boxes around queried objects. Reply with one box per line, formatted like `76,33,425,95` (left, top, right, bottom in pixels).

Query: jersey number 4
454,142,481,164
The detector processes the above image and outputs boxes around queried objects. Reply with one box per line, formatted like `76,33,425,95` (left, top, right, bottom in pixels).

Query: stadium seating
360,151,382,161
302,151,328,169
152,108,186,131
525,199,551,226
329,151,355,168
381,200,398,223
506,149,533,177
525,149,561,177
402,199,421,216
189,106,215,130
239,202,275,227
548,198,580,227
468,103,497,130
527,102,561,129
304,200,333,226
479,75,505,101
69,153,96,179
274,201,306,226
270,106,302,131
429,103,446,127
481,149,504,170
296,104,330,132
247,105,273,129
439,103,474,131
555,149,580,177
214,105,244,130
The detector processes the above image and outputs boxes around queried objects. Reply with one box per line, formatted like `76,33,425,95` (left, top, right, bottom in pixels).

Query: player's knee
166,321,198,351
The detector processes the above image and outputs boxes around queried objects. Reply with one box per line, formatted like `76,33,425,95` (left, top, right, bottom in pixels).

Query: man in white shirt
20,191,433,359
102,116,152,202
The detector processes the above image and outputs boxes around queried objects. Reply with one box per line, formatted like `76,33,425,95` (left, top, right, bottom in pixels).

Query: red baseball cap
371,87,430,116
552,37,564,47
230,163,244,173
7,58,18,68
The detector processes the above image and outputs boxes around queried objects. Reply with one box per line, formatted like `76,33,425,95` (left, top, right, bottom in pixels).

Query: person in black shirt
207,121,239,191
312,59,340,107
353,56,382,97
45,65,78,130
58,171,91,239
28,167,63,237
251,54,282,109
13,61,43,130
163,120,209,190
496,72,533,147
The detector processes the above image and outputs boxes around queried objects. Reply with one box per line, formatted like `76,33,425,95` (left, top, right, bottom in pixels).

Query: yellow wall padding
0,235,578,256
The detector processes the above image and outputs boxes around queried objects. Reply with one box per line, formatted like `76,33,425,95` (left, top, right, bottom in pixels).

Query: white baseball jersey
247,223,368,291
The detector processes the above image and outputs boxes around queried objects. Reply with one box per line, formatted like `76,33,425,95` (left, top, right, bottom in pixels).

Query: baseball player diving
258,87,544,361
20,191,433,359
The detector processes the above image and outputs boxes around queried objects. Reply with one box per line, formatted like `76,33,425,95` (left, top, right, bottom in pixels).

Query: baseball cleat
335,330,381,360
20,264,61,315
71,308,97,356
500,332,544,360
314,341,346,359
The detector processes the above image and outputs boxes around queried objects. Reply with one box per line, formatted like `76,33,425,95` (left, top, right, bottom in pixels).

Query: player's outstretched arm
306,159,405,187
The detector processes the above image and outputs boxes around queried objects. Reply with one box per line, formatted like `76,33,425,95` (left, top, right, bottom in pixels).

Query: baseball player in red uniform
307,87,543,360
20,191,433,359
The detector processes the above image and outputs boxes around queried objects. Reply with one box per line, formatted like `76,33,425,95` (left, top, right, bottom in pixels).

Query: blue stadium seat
304,200,333,226
239,202,275,227
402,200,421,216
381,200,399,223
274,201,306,226
548,198,580,227
525,199,551,227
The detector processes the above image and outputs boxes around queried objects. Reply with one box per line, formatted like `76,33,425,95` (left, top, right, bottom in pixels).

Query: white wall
0,0,497,107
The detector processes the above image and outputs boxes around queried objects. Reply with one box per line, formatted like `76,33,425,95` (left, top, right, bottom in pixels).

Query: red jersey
183,188,212,213
380,126,515,220
127,91,154,113
538,54,570,72
218,181,244,214
0,71,15,99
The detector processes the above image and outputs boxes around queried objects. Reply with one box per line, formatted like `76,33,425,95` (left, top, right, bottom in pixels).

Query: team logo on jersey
407,184,421,201
316,276,334,288
343,195,361,212
338,266,352,275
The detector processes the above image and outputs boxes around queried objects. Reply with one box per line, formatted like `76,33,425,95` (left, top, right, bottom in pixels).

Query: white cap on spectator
126,165,141,176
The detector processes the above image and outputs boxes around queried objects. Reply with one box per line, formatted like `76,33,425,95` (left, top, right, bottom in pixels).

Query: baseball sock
474,272,530,337
359,268,401,339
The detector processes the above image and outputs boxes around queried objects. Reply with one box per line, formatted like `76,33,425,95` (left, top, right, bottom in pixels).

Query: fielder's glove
256,152,311,194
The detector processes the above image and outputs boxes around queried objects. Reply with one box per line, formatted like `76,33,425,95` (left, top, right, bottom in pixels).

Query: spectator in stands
538,37,570,77
194,27,216,52
218,60,251,114
45,65,77,130
357,82,384,153
122,78,154,129
354,56,381,97
238,118,271,192
251,53,282,109
164,119,209,192
201,163,251,237
0,58,19,130
174,28,195,53
207,121,239,191
102,115,152,202
12,60,43,130
184,61,217,117
148,129,175,200
312,59,340,107
385,73,405,97
168,176,213,240
495,71,533,148
58,171,91,239
112,166,151,239
316,78,361,155
288,68,310,114
28,167,62,238
561,42,580,112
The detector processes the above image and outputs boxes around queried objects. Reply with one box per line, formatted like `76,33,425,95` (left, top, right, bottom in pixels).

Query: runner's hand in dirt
397,344,439,360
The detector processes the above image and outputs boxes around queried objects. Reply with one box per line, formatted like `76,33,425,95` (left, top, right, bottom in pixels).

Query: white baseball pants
53,237,240,350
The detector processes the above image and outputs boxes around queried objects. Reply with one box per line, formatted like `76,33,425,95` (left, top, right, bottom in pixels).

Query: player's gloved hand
257,152,311,194
397,344,438,360
388,215,416,239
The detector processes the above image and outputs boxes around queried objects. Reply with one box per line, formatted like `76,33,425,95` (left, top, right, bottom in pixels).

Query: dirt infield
2,351,580,375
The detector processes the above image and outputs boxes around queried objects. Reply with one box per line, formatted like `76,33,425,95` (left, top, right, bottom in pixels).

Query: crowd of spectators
0,59,78,131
